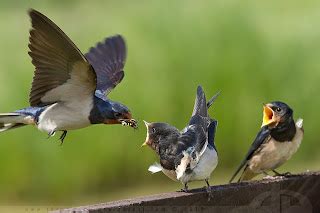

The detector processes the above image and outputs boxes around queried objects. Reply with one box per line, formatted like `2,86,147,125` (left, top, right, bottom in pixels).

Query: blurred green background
0,0,319,208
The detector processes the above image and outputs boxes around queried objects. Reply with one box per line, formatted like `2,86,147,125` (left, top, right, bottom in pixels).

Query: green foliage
0,0,319,205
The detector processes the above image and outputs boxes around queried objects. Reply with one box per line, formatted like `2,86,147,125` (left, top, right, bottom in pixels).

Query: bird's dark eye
152,128,156,133
276,107,282,112
114,112,122,118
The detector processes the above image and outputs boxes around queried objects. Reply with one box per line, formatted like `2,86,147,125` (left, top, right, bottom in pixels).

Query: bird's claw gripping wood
179,183,189,193
120,119,138,129
272,170,292,177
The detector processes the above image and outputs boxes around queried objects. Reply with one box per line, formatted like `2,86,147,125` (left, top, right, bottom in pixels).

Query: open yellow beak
141,141,148,147
262,105,275,127
141,120,150,147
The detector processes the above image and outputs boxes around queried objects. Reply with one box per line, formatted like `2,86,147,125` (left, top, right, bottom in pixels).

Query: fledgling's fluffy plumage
143,86,219,191
0,9,137,143
229,101,304,182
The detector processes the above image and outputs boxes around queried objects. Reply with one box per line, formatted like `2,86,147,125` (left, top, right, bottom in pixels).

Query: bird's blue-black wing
85,35,126,95
158,124,206,171
229,126,271,183
208,119,218,151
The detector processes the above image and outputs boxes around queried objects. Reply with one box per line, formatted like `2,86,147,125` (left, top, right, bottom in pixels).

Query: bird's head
141,121,179,151
104,101,137,128
262,101,293,128
91,97,137,129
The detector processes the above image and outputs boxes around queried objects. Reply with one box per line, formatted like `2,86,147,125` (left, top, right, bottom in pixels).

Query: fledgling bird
143,86,220,191
229,101,304,183
0,9,137,143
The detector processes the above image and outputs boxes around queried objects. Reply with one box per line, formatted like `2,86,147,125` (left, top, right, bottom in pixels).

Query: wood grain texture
52,172,320,213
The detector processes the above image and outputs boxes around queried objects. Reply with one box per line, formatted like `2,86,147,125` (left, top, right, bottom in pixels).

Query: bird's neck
156,132,180,154
270,118,296,142
89,96,112,124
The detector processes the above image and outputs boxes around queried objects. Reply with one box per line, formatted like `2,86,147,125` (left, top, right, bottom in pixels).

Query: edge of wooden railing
52,171,320,213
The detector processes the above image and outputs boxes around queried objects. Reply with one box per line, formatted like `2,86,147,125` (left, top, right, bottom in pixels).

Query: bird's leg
262,170,277,180
205,178,214,201
205,179,210,187
262,171,269,176
180,183,189,192
59,131,68,145
272,169,291,176
47,130,56,139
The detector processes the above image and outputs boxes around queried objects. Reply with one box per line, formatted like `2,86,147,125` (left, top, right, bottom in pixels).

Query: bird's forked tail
207,91,221,108
0,113,33,132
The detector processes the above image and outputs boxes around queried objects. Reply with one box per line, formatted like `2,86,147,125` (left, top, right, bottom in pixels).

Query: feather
148,163,163,174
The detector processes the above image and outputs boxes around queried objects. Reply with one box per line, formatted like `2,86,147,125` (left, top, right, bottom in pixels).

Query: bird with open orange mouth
229,101,304,183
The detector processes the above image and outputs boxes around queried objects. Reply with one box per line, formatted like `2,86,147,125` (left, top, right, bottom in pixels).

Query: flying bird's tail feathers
207,91,221,108
0,113,33,132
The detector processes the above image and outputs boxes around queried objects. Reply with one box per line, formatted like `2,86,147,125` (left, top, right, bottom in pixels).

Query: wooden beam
53,172,320,213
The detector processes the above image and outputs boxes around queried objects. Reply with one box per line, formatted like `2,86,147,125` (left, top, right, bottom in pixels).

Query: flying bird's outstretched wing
28,9,96,107
229,126,271,183
85,35,127,95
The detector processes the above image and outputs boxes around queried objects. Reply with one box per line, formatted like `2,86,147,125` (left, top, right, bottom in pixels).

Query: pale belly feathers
37,97,93,134
248,121,304,173
178,145,218,184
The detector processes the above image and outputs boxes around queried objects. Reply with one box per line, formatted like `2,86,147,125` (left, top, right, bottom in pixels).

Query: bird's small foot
277,172,292,177
206,187,214,201
180,188,189,193
59,131,68,145
272,170,291,177
179,183,189,192
263,175,278,180
47,130,56,139
204,179,214,201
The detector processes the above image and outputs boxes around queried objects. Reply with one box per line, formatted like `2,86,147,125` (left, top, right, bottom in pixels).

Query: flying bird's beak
117,112,138,129
141,120,150,147
262,104,276,127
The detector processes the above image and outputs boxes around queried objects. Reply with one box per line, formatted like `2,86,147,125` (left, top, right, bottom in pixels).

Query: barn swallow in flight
229,101,303,182
0,9,137,143
143,86,219,191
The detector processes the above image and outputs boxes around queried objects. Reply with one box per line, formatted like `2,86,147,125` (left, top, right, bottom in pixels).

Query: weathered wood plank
53,172,320,213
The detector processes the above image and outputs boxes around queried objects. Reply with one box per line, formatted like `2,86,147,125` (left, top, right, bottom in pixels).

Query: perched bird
0,9,137,143
143,86,220,191
229,101,304,182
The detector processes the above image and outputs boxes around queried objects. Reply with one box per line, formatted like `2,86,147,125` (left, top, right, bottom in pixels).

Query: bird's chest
162,169,179,181
249,129,303,172
37,99,93,133
177,146,218,183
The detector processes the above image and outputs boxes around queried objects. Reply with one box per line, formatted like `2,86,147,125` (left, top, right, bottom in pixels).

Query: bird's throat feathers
270,117,296,142
89,96,114,124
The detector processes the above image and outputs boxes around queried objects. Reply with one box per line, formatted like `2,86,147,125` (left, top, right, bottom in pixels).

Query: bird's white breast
249,121,304,173
37,95,94,134
177,146,218,184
